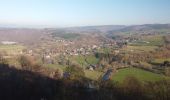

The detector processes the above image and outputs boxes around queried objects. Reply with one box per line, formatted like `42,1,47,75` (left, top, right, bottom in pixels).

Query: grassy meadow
85,70,103,80
112,67,169,83
0,44,25,55
70,55,99,66
151,58,170,64
121,45,158,53
130,35,165,46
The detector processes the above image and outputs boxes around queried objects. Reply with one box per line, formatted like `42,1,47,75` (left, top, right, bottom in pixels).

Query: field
112,67,169,83
85,70,103,80
59,34,80,39
121,45,158,53
0,44,25,55
130,35,165,46
98,47,112,54
151,58,170,64
52,33,81,40
70,55,99,66
43,64,66,72
143,35,165,46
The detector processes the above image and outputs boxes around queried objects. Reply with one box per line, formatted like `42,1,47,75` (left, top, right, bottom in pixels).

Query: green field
44,64,66,71
85,70,103,80
130,35,165,46
112,67,169,83
85,55,99,64
70,55,99,66
151,58,170,64
143,35,165,46
122,45,158,53
97,47,112,54
0,44,25,54
52,33,80,40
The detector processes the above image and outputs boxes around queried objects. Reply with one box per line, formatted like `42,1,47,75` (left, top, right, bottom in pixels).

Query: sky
0,0,170,27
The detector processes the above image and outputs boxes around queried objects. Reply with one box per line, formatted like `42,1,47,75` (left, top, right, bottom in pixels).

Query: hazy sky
0,0,170,27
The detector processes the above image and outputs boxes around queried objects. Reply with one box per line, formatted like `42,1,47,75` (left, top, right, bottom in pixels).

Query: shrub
19,55,36,71
121,76,146,100
65,64,85,79
165,67,170,76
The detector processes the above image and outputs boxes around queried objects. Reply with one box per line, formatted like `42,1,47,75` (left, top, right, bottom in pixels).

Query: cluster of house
40,38,118,57
63,45,100,56
56,39,75,46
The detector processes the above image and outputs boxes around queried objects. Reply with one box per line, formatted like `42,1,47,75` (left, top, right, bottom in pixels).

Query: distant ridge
0,24,169,44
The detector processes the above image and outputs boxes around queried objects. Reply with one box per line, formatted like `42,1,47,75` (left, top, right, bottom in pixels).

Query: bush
0,51,8,64
65,64,85,79
121,76,146,100
19,55,36,71
145,80,170,100
165,67,170,76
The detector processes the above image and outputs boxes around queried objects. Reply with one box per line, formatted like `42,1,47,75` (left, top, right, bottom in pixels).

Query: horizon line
0,23,170,29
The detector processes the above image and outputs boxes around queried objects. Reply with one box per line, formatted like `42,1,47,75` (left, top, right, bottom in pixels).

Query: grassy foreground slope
112,67,169,83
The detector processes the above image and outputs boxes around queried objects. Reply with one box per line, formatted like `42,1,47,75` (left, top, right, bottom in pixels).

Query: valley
1,24,170,100
0,24,170,82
